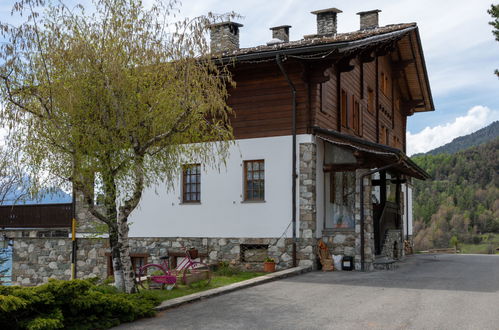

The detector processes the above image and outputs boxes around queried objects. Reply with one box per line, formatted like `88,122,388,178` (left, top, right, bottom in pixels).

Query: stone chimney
209,21,243,53
270,25,291,43
311,8,342,36
357,10,381,30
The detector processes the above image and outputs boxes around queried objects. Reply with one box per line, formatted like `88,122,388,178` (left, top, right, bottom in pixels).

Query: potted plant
263,257,276,273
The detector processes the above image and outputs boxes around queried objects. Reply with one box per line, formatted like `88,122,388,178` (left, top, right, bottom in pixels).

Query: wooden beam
392,59,415,72
323,163,370,172
337,58,355,73
359,51,376,63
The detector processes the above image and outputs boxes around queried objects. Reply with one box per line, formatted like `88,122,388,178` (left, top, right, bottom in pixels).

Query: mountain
411,138,499,250
417,121,499,156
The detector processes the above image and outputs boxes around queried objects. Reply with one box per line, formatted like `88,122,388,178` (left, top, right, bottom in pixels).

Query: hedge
0,279,160,329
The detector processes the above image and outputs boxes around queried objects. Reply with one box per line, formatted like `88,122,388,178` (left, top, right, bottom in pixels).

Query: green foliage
412,139,499,250
215,261,239,277
449,236,459,250
0,0,237,292
0,279,161,329
488,4,499,77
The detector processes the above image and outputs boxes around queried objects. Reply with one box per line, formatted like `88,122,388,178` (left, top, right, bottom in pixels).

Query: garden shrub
215,261,239,276
0,279,161,329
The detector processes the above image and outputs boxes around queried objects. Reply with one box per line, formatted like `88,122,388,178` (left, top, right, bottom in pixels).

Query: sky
1,0,498,155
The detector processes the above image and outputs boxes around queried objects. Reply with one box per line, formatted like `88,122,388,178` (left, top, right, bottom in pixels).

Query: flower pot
263,261,276,273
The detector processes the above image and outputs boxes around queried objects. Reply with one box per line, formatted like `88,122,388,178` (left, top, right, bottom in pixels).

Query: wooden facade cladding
223,29,432,152
227,61,310,140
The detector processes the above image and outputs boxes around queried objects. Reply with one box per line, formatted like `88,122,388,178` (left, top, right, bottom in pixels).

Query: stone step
373,256,398,271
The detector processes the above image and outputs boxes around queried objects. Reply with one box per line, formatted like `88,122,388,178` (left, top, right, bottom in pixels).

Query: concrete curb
154,265,312,312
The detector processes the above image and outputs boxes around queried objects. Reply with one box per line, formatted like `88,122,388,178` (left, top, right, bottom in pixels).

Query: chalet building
7,8,434,286
125,8,433,271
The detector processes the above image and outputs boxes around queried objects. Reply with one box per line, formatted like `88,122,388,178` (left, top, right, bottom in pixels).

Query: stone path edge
154,265,312,312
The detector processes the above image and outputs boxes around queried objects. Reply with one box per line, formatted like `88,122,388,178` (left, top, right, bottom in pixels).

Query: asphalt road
116,254,499,330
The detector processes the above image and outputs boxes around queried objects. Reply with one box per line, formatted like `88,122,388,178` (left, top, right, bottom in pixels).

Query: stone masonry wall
299,143,317,268
355,169,375,271
11,236,297,286
381,229,404,260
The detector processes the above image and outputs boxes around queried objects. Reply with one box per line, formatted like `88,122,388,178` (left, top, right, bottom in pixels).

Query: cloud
406,106,499,156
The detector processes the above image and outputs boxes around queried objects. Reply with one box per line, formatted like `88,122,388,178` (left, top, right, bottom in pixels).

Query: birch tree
0,0,235,293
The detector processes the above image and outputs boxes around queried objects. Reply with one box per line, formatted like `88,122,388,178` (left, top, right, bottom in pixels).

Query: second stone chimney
210,21,243,53
311,8,342,36
357,10,381,30
270,25,291,43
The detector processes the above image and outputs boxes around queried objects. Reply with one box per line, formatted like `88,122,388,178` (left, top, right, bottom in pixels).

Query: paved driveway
117,254,499,330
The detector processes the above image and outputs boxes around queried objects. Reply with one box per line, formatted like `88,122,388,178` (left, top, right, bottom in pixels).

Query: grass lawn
458,233,499,254
140,271,265,302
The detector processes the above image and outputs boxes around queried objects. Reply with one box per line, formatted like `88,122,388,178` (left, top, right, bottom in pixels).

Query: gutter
216,27,417,64
275,54,298,268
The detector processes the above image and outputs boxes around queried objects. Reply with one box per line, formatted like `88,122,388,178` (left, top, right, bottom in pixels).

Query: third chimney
357,10,381,30
311,8,342,36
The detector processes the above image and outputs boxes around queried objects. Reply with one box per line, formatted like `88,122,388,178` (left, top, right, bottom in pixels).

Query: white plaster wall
129,135,313,238
402,183,414,237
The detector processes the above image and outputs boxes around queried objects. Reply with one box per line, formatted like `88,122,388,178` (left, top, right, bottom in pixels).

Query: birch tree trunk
117,215,136,293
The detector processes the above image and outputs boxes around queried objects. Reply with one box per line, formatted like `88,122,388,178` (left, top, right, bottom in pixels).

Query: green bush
0,279,161,329
215,261,239,276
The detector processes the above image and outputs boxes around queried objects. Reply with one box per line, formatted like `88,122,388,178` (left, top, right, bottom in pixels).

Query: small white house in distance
125,7,433,271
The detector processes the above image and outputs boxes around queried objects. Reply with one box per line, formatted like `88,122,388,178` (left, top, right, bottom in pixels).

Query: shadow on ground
284,254,499,293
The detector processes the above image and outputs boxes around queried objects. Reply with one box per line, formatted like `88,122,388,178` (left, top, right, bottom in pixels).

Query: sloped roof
218,22,433,113
222,23,417,58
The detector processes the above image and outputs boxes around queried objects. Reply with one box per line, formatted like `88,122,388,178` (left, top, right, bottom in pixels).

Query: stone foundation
11,236,303,286
381,229,404,260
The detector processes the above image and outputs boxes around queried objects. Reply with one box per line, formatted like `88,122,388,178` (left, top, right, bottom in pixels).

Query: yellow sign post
71,218,77,280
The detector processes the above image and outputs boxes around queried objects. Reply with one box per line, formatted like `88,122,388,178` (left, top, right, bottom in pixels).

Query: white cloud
406,106,499,156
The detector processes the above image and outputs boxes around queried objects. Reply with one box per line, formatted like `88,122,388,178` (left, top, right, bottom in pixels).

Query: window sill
241,200,266,204
322,228,355,234
179,202,202,205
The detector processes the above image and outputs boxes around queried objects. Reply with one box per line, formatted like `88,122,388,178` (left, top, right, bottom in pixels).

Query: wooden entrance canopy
314,126,430,180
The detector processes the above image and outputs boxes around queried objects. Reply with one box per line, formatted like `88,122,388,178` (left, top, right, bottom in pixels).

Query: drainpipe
276,54,297,267
359,162,399,271
405,183,409,240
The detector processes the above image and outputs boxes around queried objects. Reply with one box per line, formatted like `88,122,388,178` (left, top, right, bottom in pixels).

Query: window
107,253,148,277
341,89,348,128
327,171,356,229
380,126,390,145
320,83,326,113
244,160,264,201
182,164,201,203
349,95,355,129
367,88,374,113
380,72,390,95
353,99,361,135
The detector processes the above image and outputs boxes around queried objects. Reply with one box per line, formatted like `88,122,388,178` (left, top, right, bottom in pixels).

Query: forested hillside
414,121,499,156
411,138,499,250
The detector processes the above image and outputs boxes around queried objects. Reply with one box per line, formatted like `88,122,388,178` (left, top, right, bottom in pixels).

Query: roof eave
313,126,430,180
214,26,418,64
